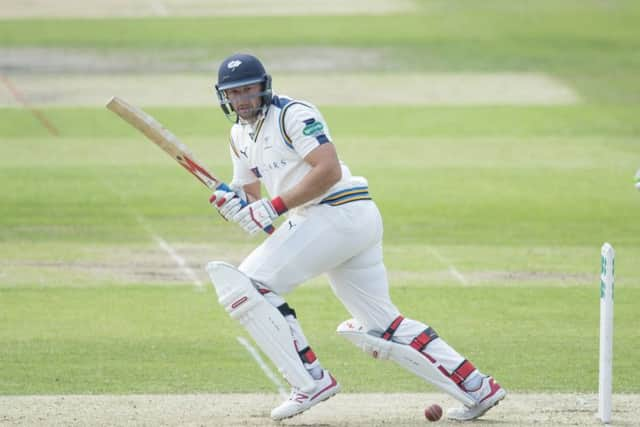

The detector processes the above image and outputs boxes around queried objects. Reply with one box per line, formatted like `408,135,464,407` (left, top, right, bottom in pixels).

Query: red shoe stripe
311,375,337,401
479,378,502,404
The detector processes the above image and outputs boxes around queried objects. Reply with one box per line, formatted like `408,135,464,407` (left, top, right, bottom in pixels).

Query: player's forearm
242,181,262,203
230,161,340,235
280,162,342,210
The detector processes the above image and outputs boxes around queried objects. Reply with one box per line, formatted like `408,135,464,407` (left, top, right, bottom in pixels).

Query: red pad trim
382,315,404,341
451,360,476,385
271,196,288,215
299,347,317,364
410,332,433,351
303,348,317,364
438,365,450,377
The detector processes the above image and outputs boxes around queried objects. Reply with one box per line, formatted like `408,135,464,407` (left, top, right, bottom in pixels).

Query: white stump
598,243,614,424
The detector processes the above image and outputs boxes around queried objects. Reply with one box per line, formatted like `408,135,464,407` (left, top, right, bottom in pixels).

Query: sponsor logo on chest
250,159,288,178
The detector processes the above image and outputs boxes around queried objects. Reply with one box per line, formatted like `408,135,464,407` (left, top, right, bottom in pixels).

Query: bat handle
216,182,275,235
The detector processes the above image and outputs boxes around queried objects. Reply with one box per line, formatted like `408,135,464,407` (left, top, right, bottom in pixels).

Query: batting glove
232,197,287,235
209,186,246,221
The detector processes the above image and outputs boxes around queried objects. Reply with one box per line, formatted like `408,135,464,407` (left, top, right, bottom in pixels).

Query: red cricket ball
424,403,443,422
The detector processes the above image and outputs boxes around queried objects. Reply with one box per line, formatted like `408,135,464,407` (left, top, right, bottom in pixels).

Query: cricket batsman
207,53,506,421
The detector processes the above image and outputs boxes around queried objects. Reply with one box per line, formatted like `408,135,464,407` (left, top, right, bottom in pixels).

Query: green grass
2,2,639,51
1,114,638,394
2,106,640,139
2,130,638,246
1,0,639,396
1,285,637,394
2,4,640,105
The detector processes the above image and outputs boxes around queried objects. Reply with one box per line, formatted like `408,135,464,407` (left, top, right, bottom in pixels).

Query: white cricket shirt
229,94,364,208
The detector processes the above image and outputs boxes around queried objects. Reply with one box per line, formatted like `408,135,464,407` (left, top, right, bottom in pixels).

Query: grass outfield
1,0,639,398
2,285,638,394
2,106,638,395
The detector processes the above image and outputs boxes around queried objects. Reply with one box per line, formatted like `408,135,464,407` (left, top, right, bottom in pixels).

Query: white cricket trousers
239,200,400,333
239,199,467,373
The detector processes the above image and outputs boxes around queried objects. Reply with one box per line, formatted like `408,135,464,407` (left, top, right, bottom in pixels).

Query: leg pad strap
337,318,475,406
207,261,315,392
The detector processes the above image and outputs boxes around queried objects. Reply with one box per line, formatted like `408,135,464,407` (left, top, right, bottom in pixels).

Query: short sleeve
229,133,258,187
281,102,332,159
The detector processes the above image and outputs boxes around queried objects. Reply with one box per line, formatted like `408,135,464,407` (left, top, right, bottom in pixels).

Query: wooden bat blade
106,96,220,190
105,96,275,235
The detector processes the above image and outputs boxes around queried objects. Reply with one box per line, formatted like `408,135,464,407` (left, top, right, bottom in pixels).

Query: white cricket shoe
270,369,340,420
447,376,506,421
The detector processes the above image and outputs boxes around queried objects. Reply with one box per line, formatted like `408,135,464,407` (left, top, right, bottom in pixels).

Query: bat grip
216,182,275,235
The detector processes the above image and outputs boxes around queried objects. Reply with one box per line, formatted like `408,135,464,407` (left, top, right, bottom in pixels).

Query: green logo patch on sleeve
302,121,324,136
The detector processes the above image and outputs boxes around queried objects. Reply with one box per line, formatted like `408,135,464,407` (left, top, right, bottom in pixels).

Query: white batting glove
209,187,246,221
232,197,287,235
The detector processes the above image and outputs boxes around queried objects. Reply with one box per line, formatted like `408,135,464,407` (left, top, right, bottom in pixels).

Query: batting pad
337,318,475,406
207,261,315,393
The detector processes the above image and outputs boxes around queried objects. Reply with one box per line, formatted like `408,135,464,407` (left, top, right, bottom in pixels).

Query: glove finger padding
236,208,262,234
220,197,242,219
240,218,261,235
210,190,243,221
233,198,279,235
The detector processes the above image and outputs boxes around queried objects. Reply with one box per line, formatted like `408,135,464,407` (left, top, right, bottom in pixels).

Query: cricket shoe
270,369,340,420
447,376,506,421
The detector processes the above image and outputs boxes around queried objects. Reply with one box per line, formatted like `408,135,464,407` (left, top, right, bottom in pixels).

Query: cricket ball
424,403,443,422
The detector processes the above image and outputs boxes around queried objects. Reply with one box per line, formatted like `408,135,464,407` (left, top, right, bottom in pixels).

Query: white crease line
151,234,203,289
101,178,203,288
236,336,288,399
149,0,168,16
131,213,203,289
425,246,469,286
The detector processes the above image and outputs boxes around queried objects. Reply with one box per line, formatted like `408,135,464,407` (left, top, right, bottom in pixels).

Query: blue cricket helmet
215,53,273,122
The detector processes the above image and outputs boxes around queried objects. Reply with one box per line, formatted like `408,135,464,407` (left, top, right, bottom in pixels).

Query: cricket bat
106,96,274,234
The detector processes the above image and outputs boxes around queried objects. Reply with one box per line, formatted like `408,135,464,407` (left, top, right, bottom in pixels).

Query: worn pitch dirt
1,393,638,426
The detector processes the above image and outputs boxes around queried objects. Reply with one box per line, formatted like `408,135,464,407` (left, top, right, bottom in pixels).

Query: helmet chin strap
217,86,272,124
